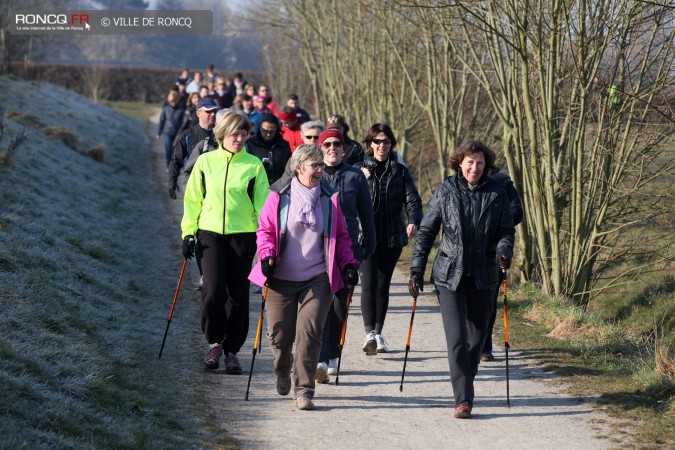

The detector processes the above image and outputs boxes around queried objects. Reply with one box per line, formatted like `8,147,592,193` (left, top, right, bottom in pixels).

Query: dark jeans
483,270,506,353
161,133,175,167
319,287,350,364
197,230,256,355
437,277,494,406
360,244,402,334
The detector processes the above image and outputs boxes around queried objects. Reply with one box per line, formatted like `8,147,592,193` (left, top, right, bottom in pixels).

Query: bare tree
452,0,675,304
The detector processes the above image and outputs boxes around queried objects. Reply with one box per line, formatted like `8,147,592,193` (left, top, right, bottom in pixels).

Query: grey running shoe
362,330,377,355
224,353,242,375
315,362,330,384
276,375,291,396
375,334,389,353
294,396,315,410
204,344,222,370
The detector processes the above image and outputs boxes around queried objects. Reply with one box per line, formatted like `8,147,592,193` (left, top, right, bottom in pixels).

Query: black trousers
360,244,402,334
197,230,256,355
483,269,506,353
437,277,494,406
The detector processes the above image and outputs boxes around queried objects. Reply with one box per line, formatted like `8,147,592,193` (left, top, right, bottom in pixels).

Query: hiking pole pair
399,292,418,392
158,258,188,359
503,270,511,406
334,284,354,386
245,283,268,401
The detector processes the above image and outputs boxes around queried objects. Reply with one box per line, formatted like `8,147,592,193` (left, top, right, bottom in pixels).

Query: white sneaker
375,334,389,353
363,331,377,355
327,358,338,375
315,362,330,384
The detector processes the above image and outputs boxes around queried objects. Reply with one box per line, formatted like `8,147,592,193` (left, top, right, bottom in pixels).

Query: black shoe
480,351,495,362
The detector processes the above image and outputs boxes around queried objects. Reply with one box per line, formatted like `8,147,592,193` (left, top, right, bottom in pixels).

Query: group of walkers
164,68,521,418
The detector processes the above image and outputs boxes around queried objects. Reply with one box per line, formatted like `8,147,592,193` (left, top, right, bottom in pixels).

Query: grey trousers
266,273,332,400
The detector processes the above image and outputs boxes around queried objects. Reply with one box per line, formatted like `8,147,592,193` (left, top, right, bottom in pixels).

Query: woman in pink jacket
249,144,358,411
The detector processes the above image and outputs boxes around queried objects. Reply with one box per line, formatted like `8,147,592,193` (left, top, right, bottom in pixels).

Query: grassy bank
0,77,231,448
501,283,674,447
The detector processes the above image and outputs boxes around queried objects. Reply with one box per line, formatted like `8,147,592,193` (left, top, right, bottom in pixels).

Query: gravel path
152,112,614,449
200,274,613,449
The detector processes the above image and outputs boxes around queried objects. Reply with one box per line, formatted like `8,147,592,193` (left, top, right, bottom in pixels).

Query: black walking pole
159,258,188,359
399,293,418,392
245,283,268,401
334,284,354,386
503,271,511,406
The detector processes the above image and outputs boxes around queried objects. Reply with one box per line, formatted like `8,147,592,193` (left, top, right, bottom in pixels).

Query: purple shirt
273,189,326,281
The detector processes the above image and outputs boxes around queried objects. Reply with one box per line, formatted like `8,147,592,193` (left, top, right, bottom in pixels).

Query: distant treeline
10,62,263,104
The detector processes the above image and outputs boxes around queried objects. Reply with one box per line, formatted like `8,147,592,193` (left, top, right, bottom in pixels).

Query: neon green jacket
181,146,269,238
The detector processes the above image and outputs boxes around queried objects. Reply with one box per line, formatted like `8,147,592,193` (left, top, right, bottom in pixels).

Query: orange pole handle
338,286,353,347
406,298,417,346
253,284,268,351
167,259,188,322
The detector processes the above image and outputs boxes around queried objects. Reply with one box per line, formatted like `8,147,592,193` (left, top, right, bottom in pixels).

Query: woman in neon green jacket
181,110,269,373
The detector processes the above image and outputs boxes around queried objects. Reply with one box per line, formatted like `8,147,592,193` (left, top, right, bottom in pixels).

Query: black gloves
182,235,195,259
169,185,178,200
498,255,511,270
344,264,359,286
261,257,275,279
408,271,424,298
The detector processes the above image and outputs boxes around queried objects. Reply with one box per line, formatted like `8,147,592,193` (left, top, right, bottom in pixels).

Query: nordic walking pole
158,258,188,359
334,284,354,386
245,283,268,401
503,270,511,407
399,293,418,392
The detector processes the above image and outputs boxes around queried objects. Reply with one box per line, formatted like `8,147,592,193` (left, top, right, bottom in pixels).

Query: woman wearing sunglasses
249,144,359,410
355,123,423,355
314,129,377,384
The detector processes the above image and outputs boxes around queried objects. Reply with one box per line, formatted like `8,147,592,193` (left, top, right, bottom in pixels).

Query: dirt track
150,112,615,449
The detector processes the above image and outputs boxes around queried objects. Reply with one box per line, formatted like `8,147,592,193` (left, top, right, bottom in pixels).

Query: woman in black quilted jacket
409,140,515,419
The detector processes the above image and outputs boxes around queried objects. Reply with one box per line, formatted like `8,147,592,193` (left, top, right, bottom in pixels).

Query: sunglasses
305,135,320,140
307,162,326,170
261,128,276,134
322,141,343,149
371,138,391,145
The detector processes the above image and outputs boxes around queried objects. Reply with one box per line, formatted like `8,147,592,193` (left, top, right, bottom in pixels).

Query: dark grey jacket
355,155,423,248
411,174,515,291
491,167,523,226
158,103,185,137
322,163,376,262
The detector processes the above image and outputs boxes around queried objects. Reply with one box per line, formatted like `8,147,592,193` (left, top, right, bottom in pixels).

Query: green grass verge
495,283,674,448
103,101,155,120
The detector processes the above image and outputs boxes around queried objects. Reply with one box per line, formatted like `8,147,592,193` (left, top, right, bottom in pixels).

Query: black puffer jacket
342,137,365,166
411,174,515,291
246,131,292,185
355,154,423,248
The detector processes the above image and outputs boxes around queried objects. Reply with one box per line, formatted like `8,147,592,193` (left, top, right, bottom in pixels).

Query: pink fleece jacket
249,189,358,293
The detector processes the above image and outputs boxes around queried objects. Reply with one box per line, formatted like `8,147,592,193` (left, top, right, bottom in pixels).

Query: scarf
291,176,321,230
